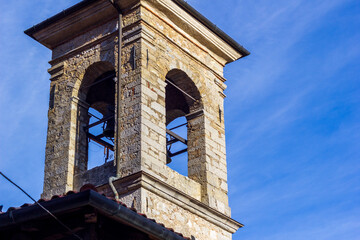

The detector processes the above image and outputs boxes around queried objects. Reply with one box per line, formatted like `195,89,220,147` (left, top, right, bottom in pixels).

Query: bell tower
25,0,249,239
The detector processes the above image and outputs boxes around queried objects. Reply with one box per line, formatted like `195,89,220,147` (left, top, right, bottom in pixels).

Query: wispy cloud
215,0,360,239
0,0,80,209
0,1,359,240
226,0,352,103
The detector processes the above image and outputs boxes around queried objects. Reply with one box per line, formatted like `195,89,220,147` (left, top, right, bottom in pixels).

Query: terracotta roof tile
1,184,189,239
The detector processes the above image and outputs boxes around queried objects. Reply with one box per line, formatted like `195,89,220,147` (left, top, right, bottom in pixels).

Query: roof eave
0,190,187,240
24,0,98,39
24,0,250,58
171,0,250,58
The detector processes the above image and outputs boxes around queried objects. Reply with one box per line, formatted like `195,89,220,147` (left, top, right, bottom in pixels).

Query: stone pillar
140,76,168,170
117,40,143,177
43,63,77,198
203,109,230,215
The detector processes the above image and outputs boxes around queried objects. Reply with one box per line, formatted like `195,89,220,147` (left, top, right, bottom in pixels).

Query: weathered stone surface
37,0,245,239
144,189,233,240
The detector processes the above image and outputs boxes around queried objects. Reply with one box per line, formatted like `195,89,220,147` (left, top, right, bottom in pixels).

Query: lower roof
0,189,188,239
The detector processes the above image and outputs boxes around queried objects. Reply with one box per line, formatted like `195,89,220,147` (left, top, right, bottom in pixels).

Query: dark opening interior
165,69,202,176
82,70,116,170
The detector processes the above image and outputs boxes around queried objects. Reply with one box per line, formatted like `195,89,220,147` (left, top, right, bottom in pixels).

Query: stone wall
139,3,230,215
44,19,118,198
74,161,116,190
96,172,240,240
42,0,240,239
143,189,232,240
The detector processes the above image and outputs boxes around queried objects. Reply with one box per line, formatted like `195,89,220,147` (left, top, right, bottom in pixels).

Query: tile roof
0,184,190,240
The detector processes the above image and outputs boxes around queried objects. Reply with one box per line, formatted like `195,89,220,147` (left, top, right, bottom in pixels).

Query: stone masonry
25,0,249,239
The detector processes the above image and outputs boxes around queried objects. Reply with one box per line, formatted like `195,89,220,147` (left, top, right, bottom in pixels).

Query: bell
103,105,115,138
166,152,172,164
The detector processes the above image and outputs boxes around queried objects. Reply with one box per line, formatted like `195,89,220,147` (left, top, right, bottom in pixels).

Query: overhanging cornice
24,0,249,61
24,0,119,49
171,0,249,59
97,171,244,233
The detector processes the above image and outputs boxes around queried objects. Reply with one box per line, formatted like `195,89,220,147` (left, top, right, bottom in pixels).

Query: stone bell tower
25,0,249,239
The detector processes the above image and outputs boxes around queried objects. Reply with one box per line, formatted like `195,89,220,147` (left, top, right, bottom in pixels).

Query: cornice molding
25,0,248,64
97,171,243,233
145,0,243,64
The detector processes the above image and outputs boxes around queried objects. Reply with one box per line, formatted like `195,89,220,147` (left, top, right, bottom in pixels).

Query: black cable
0,171,82,240
169,122,187,131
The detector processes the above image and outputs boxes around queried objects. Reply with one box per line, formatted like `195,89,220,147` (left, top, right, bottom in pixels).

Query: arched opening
165,69,203,176
166,116,188,176
75,62,116,175
85,70,116,169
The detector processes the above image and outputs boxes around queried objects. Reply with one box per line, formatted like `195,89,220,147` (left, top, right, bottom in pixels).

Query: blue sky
0,0,359,239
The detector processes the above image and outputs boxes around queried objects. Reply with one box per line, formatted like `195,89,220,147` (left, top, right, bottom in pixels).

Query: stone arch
79,61,116,115
73,61,114,97
164,69,205,181
72,61,116,187
160,60,208,110
70,59,113,95
165,69,203,124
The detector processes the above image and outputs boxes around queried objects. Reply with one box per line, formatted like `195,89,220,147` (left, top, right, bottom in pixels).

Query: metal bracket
130,46,136,70
166,127,188,162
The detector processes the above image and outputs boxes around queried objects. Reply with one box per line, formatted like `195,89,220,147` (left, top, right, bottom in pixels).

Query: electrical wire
169,122,187,131
0,171,82,240
80,74,115,90
165,78,198,102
